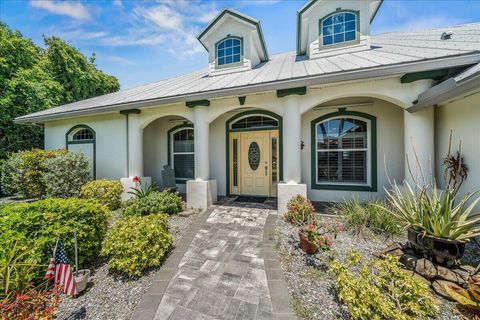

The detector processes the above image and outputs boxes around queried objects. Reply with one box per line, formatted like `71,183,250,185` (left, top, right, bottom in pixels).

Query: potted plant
298,222,338,254
285,195,317,226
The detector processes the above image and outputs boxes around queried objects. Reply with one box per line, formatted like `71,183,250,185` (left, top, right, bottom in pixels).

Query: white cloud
29,0,91,20
113,0,122,7
134,5,183,30
101,55,136,65
374,15,464,34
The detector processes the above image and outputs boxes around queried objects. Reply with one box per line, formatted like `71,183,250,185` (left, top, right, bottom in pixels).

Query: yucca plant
445,276,480,319
127,181,157,199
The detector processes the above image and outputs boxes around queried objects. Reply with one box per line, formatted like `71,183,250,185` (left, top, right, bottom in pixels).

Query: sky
1,0,479,89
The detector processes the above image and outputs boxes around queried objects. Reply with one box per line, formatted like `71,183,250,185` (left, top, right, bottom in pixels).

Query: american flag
45,240,78,297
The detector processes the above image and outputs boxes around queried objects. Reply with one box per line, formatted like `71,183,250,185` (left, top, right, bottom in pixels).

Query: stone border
262,214,297,320
132,207,215,320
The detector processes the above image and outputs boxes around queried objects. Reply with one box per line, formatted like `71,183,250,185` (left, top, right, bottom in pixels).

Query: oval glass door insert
248,142,260,171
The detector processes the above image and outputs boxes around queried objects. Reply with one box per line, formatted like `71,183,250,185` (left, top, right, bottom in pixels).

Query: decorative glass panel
73,129,94,141
322,12,357,46
231,115,278,130
248,142,260,171
271,137,277,185
217,38,241,66
233,139,238,187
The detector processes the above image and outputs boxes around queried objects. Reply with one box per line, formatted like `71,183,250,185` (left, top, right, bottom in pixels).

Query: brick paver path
138,200,295,320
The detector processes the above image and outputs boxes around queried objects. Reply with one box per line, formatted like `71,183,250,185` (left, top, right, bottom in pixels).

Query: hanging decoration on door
248,142,261,171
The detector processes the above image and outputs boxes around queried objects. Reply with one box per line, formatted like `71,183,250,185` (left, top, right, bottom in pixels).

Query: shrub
122,191,183,217
0,198,111,276
0,285,60,319
80,179,124,210
285,195,317,226
329,254,437,320
0,149,65,198
43,151,91,198
328,198,403,236
101,214,173,277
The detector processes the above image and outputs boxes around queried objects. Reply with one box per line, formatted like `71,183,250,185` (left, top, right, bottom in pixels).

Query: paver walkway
133,200,295,320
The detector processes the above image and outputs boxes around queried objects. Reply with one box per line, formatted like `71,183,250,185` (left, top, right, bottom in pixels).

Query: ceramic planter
407,229,466,266
299,230,318,254
74,269,91,293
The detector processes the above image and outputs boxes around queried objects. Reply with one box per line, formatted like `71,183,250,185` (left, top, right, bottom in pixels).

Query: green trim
215,36,244,69
225,110,283,196
66,124,96,179
277,86,307,98
186,100,210,108
167,123,194,183
197,9,269,61
119,109,141,115
401,69,450,83
318,10,360,50
371,0,384,23
238,96,246,105
310,109,377,192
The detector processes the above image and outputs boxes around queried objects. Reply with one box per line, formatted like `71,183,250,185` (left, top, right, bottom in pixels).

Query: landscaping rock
458,264,476,275
415,258,437,279
432,280,461,301
399,254,418,271
452,268,470,283
437,265,462,284
373,243,403,258
400,269,431,286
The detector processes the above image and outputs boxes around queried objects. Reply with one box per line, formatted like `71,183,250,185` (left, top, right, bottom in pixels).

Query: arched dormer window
216,37,242,68
66,125,96,178
320,11,358,47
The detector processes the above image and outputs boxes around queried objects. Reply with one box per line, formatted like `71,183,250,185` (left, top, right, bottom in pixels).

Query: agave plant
445,275,480,319
379,181,480,241
127,181,157,199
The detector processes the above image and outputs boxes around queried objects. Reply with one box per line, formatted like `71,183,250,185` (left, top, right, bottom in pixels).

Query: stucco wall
44,114,126,180
435,92,480,199
301,99,405,202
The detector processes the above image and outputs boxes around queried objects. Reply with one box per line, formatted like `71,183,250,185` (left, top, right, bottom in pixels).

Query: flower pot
299,231,318,254
407,229,466,266
74,269,91,293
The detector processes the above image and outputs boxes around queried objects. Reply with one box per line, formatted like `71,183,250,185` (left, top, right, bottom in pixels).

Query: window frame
65,124,96,179
167,124,194,184
319,9,360,49
215,36,244,69
229,113,279,131
310,109,377,191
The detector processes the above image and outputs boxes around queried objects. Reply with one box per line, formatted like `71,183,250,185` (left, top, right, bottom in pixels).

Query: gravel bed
275,216,466,320
57,208,200,320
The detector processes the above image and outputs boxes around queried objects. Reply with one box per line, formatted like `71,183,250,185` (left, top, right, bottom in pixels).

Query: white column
283,95,302,184
128,117,144,177
404,106,434,186
193,106,209,180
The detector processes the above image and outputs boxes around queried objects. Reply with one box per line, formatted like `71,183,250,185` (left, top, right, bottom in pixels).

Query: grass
327,198,403,237
291,297,316,320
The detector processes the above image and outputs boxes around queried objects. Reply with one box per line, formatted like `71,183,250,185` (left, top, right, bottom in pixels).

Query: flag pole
46,237,60,290
74,230,79,277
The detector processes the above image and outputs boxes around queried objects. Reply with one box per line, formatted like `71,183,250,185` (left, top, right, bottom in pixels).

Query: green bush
43,151,91,198
0,149,66,198
327,198,403,236
285,195,317,226
80,179,123,210
330,254,437,320
0,198,111,276
101,214,173,277
122,191,183,217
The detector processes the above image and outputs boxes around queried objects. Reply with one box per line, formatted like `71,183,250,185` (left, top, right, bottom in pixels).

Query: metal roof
16,23,480,123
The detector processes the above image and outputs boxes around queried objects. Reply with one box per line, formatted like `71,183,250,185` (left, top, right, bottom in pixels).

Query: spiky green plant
127,181,157,199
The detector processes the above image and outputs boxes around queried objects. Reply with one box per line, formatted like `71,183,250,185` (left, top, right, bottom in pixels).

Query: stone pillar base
277,183,307,215
186,179,217,210
120,177,152,201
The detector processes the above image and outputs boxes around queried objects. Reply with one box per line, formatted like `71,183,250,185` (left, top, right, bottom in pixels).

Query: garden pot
74,269,91,293
299,231,318,254
407,229,466,266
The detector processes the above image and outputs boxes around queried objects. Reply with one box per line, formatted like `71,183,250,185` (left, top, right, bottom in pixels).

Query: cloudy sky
1,0,479,89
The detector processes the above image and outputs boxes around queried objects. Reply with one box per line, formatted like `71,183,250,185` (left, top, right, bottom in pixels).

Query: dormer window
321,11,358,47
216,37,242,67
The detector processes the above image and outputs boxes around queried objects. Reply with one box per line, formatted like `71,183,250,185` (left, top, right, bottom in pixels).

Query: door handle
265,165,268,176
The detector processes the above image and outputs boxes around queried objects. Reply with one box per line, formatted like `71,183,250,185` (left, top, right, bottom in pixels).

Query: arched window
311,111,376,191
216,37,242,67
66,125,96,178
229,115,279,130
168,125,194,182
321,11,358,46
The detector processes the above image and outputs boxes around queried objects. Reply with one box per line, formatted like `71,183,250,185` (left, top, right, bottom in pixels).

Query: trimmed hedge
122,191,183,217
101,214,173,277
80,179,124,210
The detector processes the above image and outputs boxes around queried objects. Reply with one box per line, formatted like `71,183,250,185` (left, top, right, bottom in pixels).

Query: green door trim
167,123,194,184
225,110,283,196
66,124,96,179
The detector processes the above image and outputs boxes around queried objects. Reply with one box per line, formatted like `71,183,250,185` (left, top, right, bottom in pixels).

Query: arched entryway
225,110,283,197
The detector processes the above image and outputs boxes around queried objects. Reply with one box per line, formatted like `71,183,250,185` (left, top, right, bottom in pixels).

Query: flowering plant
132,176,140,183
300,220,342,251
285,195,317,226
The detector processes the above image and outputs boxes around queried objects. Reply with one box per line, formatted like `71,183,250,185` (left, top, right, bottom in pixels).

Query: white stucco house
16,0,480,213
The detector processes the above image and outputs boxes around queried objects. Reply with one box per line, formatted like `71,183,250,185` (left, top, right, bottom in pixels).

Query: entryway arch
225,110,283,196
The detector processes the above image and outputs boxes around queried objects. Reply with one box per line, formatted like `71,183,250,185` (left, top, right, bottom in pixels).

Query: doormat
234,196,267,203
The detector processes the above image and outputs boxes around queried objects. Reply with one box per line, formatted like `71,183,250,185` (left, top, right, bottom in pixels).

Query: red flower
132,176,140,183
308,224,315,230
325,235,333,247
15,294,28,301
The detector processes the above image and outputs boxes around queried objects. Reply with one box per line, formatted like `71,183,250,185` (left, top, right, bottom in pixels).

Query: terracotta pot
74,269,91,293
299,230,318,254
407,229,466,266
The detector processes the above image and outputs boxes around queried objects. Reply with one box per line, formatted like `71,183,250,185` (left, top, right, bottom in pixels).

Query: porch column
187,105,217,209
278,94,307,214
404,106,434,187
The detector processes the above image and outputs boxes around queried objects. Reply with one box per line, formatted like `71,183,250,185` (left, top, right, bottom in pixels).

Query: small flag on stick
45,239,78,297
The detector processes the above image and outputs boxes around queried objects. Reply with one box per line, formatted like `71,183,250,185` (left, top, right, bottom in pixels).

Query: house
15,0,480,214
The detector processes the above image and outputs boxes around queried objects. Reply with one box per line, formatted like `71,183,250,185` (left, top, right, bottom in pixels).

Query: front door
229,130,279,197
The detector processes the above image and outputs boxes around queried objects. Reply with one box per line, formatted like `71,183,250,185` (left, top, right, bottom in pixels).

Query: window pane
226,39,232,47
218,41,225,49
231,116,278,130
173,154,194,179
323,26,333,36
226,47,233,55
345,21,356,32
334,23,344,34
218,57,225,65
334,33,344,43
322,12,357,46
345,31,356,41
233,46,241,54
317,151,366,183
173,129,194,152
344,13,355,22
232,39,240,46
226,56,232,64
323,35,333,45
323,16,333,26
233,54,241,63
334,13,344,23
218,48,225,58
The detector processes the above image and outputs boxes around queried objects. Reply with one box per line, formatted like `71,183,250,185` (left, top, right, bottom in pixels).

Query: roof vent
441,31,453,40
